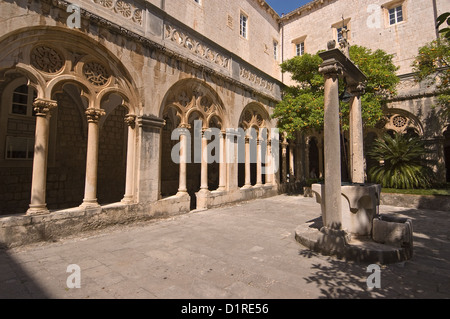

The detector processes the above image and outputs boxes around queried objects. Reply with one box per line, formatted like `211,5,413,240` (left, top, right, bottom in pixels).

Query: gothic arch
0,27,141,213
160,78,226,129
238,102,271,131
0,27,139,115
379,109,424,136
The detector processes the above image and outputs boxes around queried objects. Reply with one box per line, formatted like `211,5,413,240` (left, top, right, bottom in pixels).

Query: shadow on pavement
0,248,49,298
299,207,450,299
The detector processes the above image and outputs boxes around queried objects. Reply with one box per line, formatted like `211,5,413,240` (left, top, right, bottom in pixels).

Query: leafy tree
367,133,434,189
272,45,399,139
411,36,449,115
437,12,450,40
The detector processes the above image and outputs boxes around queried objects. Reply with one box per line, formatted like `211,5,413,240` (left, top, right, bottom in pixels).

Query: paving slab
0,195,449,299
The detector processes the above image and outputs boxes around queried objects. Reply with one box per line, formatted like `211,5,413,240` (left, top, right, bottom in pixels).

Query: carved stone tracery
30,46,64,73
164,83,224,129
83,62,110,86
240,106,267,130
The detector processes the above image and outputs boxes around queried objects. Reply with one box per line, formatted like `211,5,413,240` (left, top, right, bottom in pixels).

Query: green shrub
367,133,434,189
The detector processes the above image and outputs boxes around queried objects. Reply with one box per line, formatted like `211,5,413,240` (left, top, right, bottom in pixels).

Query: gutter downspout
432,0,439,39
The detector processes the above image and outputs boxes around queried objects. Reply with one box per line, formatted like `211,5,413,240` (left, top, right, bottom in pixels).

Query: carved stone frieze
239,66,274,92
92,0,143,26
164,24,230,70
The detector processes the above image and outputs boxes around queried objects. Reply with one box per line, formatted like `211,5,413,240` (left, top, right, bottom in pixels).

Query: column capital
85,108,106,123
124,114,137,128
318,60,344,77
348,82,366,95
178,123,191,129
33,98,57,116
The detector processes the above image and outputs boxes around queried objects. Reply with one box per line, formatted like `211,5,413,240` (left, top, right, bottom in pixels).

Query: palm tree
367,132,434,189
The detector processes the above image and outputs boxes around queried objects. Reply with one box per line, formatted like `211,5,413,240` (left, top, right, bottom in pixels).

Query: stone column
177,124,189,195
289,141,295,182
305,138,311,179
255,135,263,187
243,136,252,188
318,139,324,179
122,114,137,204
349,84,365,183
281,140,288,183
295,133,304,182
81,108,105,208
319,61,343,230
265,140,273,185
27,98,57,215
200,128,209,192
217,131,227,191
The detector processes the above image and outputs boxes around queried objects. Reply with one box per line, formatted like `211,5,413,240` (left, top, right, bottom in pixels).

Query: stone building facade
0,0,449,243
280,0,450,184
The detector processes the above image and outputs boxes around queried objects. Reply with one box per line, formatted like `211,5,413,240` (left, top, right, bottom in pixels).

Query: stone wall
281,0,450,82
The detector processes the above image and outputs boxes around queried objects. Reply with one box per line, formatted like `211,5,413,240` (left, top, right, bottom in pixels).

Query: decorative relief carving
83,62,110,86
240,108,266,129
164,24,230,70
240,67,274,92
30,46,64,73
392,115,408,128
85,108,106,123
124,114,136,128
165,86,223,129
92,0,143,26
33,98,58,116
382,113,422,135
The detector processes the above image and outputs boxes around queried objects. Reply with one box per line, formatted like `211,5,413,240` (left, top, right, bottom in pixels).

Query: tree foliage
272,45,399,139
437,12,450,40
367,133,434,189
411,36,450,115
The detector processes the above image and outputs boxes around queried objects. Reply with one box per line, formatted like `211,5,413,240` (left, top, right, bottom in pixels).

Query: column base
216,186,226,192
80,199,100,208
26,204,49,216
241,185,252,189
121,196,135,204
176,191,189,197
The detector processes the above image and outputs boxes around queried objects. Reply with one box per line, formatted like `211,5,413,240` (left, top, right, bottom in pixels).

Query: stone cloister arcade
0,27,284,218
0,28,140,216
160,80,280,211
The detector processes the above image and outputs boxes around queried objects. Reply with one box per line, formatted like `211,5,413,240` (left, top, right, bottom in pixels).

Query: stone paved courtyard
0,195,449,299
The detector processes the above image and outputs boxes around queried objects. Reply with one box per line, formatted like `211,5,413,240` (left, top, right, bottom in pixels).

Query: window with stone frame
389,5,403,25
11,84,36,117
273,40,278,60
296,42,305,56
331,18,351,44
383,0,406,27
240,12,248,39
4,83,37,160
